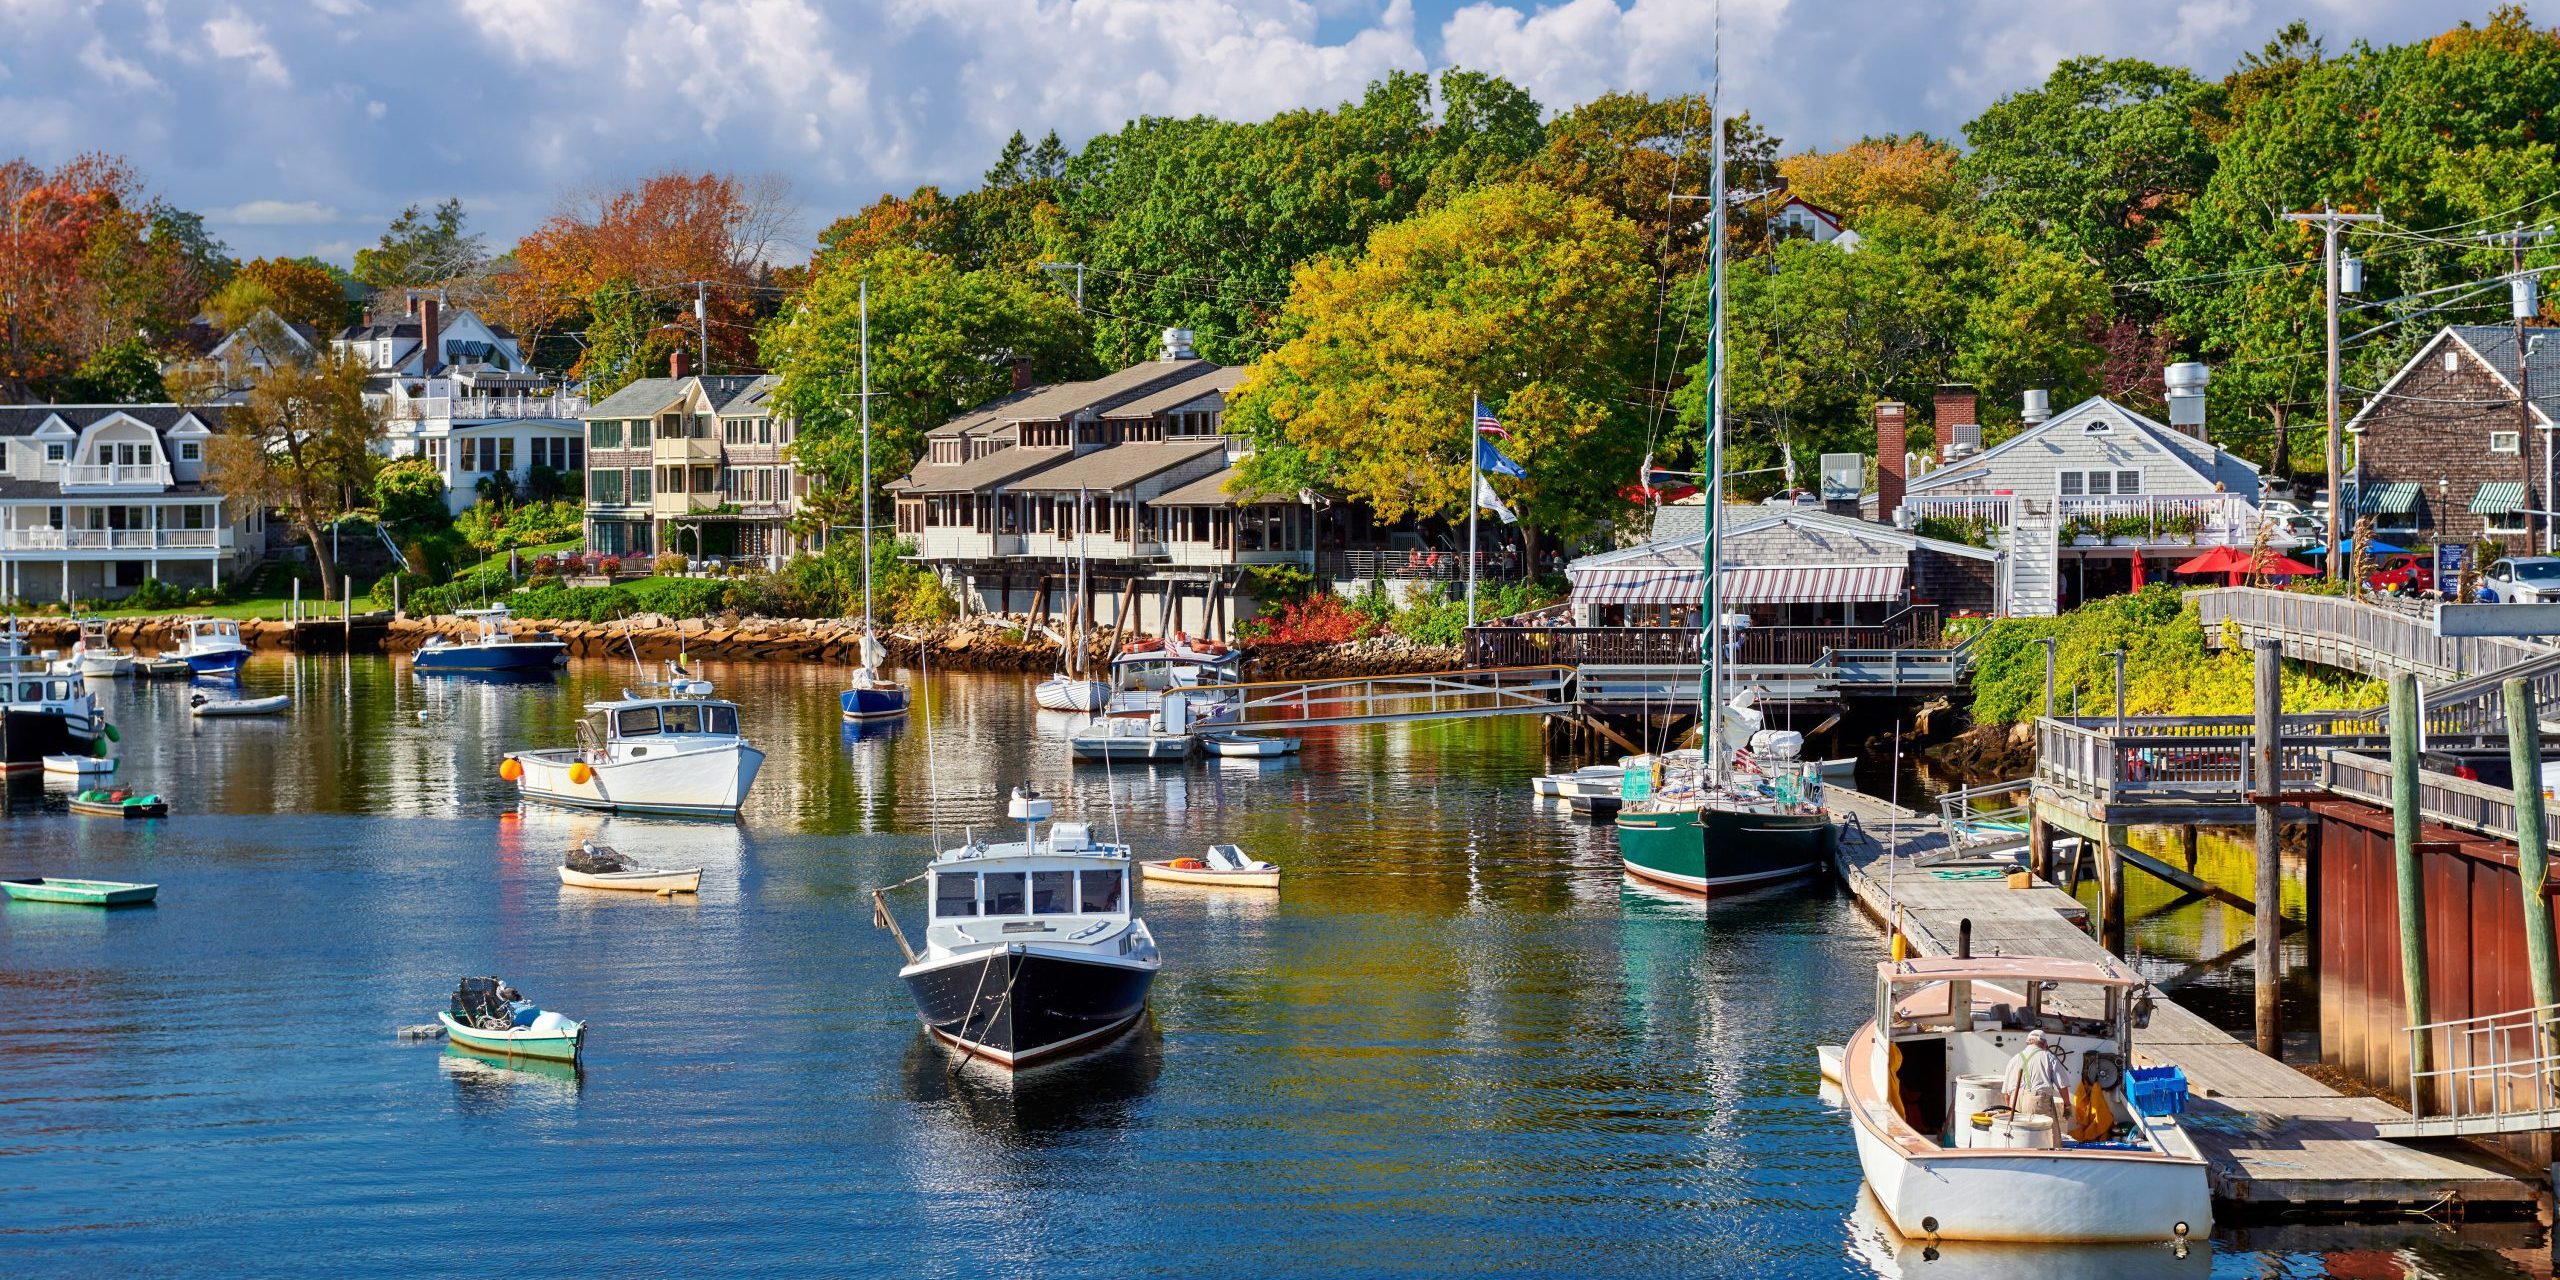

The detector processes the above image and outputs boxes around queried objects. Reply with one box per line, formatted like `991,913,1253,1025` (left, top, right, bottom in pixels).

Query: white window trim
2493,431,2522,454
2487,509,2530,535
2057,468,2143,498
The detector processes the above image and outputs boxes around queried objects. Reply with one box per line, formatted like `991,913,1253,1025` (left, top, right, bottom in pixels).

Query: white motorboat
43,752,114,776
0,623,107,773
1140,843,1279,889
1070,715,1194,761
558,843,701,894
1843,954,2209,1243
190,692,290,717
174,618,250,675
505,692,764,818
1532,763,1621,800
74,619,132,677
880,786,1160,1068
1204,733,1297,758
412,606,568,674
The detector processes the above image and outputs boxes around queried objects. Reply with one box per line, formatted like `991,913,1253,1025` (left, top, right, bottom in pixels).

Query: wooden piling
2028,811,2052,880
2099,827,2125,953
2254,638,2283,1057
2505,678,2560,1034
2389,672,2430,1076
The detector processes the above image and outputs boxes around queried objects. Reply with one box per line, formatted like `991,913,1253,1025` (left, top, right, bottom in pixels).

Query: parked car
2262,512,2324,545
2480,557,2560,603
2364,553,2434,596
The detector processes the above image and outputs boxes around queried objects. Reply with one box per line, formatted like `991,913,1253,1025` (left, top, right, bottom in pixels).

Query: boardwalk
1827,787,2538,1216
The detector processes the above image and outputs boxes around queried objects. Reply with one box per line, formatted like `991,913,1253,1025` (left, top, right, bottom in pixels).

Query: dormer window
179,441,201,462
45,443,67,463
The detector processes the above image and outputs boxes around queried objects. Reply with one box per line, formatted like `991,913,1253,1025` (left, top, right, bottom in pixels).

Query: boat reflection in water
440,1042,584,1111
1844,1191,2207,1279
901,1017,1161,1144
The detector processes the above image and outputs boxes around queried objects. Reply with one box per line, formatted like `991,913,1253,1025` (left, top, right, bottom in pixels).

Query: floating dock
1827,786,2539,1218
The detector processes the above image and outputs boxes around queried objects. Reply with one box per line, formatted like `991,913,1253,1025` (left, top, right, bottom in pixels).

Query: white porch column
62,559,71,605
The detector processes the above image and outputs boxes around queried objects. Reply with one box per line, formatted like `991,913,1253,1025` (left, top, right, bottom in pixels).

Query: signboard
2436,542,2469,586
2435,601,2560,638
1819,453,1863,502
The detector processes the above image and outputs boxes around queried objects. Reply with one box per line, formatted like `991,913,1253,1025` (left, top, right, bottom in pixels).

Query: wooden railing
2198,586,2551,683
1461,606,1942,669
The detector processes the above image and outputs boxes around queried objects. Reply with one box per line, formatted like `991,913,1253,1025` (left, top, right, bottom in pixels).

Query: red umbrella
2130,555,2148,589
2173,546,2245,576
2248,552,2321,579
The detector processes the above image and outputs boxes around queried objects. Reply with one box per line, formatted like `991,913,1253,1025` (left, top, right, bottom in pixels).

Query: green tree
353,197,486,291
762,247,1095,530
1960,56,2222,286
372,457,450,530
61,336,166,402
1228,182,1652,564
203,355,381,599
1527,92,1777,275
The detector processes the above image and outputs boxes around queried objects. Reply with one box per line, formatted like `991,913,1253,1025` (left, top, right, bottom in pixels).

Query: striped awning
1568,564,1906,606
2359,482,2420,515
2472,481,2527,514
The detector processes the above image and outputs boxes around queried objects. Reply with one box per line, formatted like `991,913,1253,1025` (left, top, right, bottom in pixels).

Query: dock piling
2390,672,2431,1078
2505,678,2559,1056
2254,638,2283,1057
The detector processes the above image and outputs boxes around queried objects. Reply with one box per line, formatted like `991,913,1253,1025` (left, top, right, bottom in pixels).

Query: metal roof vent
2164,361,2209,437
1160,327,1197,361
2021,389,2051,426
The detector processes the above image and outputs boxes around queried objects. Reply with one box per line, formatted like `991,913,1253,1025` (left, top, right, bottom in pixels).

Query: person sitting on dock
2002,1029,2071,1132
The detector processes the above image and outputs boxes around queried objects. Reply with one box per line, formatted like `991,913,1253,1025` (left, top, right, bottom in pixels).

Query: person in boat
2001,1028,2072,1131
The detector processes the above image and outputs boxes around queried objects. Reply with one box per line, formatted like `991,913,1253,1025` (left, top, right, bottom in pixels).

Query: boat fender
498,757,524,782
103,723,119,743
569,761,594,785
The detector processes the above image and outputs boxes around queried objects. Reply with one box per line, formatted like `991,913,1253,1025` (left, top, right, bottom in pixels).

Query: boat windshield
1032,870,1074,913
982,871,1028,915
1080,868,1124,913
616,707,661,737
933,873,978,918
661,703,702,734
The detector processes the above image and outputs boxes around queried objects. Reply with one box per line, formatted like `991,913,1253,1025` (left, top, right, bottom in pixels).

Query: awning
2471,481,2526,514
2358,482,2419,515
1567,564,1906,607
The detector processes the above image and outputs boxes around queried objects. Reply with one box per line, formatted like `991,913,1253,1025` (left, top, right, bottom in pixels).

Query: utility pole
2503,225,2552,552
695,282,710,375
1038,262,1086,310
2285,206,2381,580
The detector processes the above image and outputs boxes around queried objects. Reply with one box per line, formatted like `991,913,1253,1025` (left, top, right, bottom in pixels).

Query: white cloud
79,38,165,94
366,99,386,119
215,199,343,225
203,8,290,85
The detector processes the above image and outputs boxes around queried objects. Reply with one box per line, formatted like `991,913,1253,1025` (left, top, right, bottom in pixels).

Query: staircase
2005,505,2060,617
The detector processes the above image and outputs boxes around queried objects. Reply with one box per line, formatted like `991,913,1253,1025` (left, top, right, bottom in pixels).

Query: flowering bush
1239,592,1378,645
598,556,622,577
532,554,559,574
653,552,688,575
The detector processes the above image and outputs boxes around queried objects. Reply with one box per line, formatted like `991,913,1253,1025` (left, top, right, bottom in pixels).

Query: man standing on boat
2003,1029,2071,1132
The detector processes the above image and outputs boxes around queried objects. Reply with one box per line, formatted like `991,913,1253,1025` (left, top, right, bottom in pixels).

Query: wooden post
2254,637,2284,1057
2505,678,2559,1045
2100,827,2126,953
2390,671,2430,1077
2028,810,2052,881
2182,825,2200,874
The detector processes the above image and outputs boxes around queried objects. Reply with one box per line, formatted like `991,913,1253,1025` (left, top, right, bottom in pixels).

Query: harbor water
0,655,2547,1277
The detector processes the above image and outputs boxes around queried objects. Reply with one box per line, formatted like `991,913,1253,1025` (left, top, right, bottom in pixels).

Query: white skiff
42,753,115,776
558,864,702,894
190,693,290,717
1139,843,1279,889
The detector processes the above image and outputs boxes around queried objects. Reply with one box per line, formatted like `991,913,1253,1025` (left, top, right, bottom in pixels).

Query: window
759,418,773,444
934,874,979,918
593,470,624,504
178,441,200,462
593,419,624,449
982,871,1027,915
2446,348,2463,373
2494,431,2522,454
630,468,652,502
704,705,736,735
1078,868,1124,913
631,418,653,448
181,505,207,529
659,704,701,734
568,439,584,472
2084,418,2114,434
2490,508,2530,535
615,708,661,737
2058,469,2140,498
45,442,66,462
1032,871,1075,914
496,438,515,474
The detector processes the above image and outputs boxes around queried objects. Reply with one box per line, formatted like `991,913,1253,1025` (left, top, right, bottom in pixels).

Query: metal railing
1902,494,2013,527
2395,1003,2560,1136
1324,549,1521,583
387,394,588,422
1184,665,1576,731
2055,493,2258,544
1461,606,1945,669
1938,777,2031,846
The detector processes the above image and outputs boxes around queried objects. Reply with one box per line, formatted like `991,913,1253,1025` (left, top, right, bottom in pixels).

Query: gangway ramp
1185,665,1575,732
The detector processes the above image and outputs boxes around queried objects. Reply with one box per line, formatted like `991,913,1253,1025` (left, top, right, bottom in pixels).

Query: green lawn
455,538,582,577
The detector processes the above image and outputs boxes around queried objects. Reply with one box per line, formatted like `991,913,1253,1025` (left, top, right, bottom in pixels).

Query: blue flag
1476,435,1527,480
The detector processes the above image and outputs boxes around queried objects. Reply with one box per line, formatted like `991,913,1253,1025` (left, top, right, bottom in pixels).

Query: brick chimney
1934,383,1980,462
417,296,440,375
1875,400,1907,524
1012,359,1033,392
670,349,691,380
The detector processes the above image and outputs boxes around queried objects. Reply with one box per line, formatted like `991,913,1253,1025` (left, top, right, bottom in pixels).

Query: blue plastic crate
2126,1065,2188,1116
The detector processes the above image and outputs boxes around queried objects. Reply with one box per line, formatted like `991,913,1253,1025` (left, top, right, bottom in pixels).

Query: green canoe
3,877,158,906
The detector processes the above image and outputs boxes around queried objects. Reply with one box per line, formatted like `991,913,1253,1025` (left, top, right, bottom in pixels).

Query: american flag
1473,404,1509,439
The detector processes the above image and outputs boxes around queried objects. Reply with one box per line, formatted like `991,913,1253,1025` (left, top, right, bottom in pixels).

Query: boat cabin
925,822,1137,947
183,619,244,648
1873,956,2147,1146
576,696,745,762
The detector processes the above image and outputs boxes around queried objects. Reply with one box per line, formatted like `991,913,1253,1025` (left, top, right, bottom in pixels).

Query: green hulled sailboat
1614,108,1831,896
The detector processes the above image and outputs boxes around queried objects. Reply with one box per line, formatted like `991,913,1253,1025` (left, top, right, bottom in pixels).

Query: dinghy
558,842,702,894
42,752,114,776
190,692,290,717
1139,843,1280,889
438,976,586,1064
68,787,166,818
1204,733,1298,758
3,877,157,906
135,656,192,679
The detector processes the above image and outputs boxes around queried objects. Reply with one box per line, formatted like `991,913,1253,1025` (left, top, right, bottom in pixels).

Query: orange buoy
498,757,523,782
568,761,593,785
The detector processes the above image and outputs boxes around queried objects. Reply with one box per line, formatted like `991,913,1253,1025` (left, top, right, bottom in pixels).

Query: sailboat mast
1076,485,1091,677
1704,103,1728,786
859,277,875,644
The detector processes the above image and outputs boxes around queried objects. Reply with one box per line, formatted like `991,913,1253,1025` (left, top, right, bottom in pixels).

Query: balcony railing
59,461,173,488
3,527,225,551
2056,493,2258,545
387,394,589,422
652,491,723,516
653,435,721,465
1902,494,2014,528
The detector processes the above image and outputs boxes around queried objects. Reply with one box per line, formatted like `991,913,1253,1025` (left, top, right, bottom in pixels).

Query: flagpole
1467,392,1480,629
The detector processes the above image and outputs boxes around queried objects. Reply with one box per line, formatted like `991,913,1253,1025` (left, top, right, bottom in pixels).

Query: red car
2363,553,2434,595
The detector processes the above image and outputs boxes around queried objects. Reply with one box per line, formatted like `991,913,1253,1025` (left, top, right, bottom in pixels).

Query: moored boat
1843,954,2209,1243
69,787,167,818
0,622,108,772
504,692,764,817
1035,673,1111,713
135,656,193,678
74,619,133,677
836,281,912,726
174,618,250,675
189,692,290,717
42,752,114,775
412,606,569,673
1069,710,1195,761
1140,843,1279,888
440,976,585,1063
1204,733,1297,758
2,877,157,906
558,842,702,894
879,786,1160,1069
1532,763,1620,800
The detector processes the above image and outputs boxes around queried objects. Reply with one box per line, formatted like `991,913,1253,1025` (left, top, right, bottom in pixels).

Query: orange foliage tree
510,171,796,394
1778,134,1970,222
0,153,217,400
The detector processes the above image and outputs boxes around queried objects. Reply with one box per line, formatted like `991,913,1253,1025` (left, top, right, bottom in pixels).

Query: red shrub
1241,593,1377,645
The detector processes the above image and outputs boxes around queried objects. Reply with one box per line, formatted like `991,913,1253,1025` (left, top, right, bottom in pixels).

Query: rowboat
190,693,290,717
3,877,157,906
558,843,700,894
1204,733,1298,758
69,788,166,818
1140,843,1279,889
42,753,114,776
136,656,193,678
442,976,585,1063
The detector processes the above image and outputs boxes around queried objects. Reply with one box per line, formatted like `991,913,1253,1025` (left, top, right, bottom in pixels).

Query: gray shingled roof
582,374,767,419
889,446,1073,495
2446,324,2560,419
1100,366,1245,419
1006,440,1223,492
585,377,690,418
1153,464,1291,506
0,404,226,438
927,387,1050,438
989,359,1215,424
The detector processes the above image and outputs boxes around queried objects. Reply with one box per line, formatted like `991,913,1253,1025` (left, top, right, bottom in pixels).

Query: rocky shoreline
18,613,1462,680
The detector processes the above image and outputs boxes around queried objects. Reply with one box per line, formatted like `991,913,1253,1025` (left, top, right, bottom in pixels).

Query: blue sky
0,0,2487,266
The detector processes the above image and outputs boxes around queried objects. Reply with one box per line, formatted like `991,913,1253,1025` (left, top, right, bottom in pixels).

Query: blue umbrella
2299,539,2406,557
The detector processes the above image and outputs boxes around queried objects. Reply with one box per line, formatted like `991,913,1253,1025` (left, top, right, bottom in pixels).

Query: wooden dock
1827,786,2541,1218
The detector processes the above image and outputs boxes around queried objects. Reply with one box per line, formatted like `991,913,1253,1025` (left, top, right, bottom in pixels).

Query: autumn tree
204,355,381,599
354,198,487,293
1527,92,1779,275
512,171,797,394
762,247,1094,530
1777,134,1969,221
1229,182,1652,564
209,256,343,334
0,153,220,400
